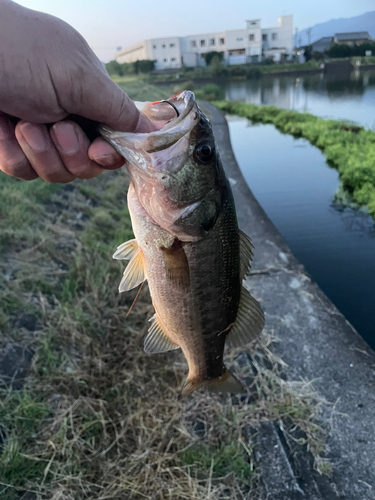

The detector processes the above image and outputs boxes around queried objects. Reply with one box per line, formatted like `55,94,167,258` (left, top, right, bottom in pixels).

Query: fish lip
99,90,196,151
98,91,198,179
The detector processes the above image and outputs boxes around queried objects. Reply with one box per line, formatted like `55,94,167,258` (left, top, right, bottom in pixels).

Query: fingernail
20,123,47,152
95,153,120,167
52,122,79,154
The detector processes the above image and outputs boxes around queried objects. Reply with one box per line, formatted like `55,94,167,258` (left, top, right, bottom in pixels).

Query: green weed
214,100,375,219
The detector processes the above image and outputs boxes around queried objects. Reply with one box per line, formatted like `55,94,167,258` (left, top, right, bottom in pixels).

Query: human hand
0,0,152,183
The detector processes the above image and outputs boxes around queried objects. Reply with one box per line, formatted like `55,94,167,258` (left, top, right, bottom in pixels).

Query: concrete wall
116,42,149,64
150,37,182,70
262,15,293,60
201,101,375,500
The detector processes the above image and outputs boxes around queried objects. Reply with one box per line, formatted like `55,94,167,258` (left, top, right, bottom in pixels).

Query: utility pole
307,28,312,46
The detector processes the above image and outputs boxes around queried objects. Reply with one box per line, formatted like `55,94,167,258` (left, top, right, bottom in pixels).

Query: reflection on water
228,118,375,347
224,70,375,128
330,201,375,239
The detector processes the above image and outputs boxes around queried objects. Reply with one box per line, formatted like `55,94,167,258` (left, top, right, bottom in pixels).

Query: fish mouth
99,91,199,175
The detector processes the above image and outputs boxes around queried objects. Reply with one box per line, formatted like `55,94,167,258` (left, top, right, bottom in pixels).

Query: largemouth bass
100,91,264,396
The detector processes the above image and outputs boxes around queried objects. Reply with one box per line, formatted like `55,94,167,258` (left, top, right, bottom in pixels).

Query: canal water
224,69,375,129
224,70,375,348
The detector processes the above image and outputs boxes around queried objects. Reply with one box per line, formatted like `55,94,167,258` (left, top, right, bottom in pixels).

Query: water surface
228,117,375,347
224,70,375,129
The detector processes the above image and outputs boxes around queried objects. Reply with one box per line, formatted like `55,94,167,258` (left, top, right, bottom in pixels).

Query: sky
17,0,375,62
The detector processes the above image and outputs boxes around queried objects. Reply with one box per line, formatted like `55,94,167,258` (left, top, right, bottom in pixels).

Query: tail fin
181,368,244,397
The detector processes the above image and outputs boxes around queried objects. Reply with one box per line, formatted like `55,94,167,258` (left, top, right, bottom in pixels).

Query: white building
115,16,293,70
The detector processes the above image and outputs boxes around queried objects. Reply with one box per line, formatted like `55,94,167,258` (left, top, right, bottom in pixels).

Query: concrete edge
200,101,375,500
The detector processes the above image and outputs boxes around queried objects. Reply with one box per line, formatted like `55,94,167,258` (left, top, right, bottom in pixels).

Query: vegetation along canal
224,69,375,348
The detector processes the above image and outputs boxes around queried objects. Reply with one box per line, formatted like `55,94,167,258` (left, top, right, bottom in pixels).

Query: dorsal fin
119,247,146,293
225,285,265,348
113,239,139,260
239,230,254,279
144,315,180,354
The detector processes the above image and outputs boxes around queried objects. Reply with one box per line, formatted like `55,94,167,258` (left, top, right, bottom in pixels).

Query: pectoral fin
113,239,139,260
239,230,254,279
144,315,180,354
161,239,190,288
226,286,265,348
119,248,146,293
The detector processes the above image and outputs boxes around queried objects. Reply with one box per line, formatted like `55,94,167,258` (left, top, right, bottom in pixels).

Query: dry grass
0,81,331,499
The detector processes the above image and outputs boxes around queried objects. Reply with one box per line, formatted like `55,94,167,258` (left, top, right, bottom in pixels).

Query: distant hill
295,11,375,47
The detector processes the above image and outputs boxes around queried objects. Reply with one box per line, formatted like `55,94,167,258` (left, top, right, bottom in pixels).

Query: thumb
71,68,141,132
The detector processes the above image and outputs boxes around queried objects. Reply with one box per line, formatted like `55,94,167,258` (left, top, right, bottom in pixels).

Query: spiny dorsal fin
144,315,180,354
239,230,254,279
113,239,139,260
226,285,265,348
181,368,244,397
119,247,146,293
161,239,190,288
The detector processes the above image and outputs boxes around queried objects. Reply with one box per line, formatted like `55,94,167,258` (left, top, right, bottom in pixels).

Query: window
171,57,176,61
229,49,245,55
163,58,167,62
200,39,205,47
236,37,243,42
272,33,277,41
250,21,256,25
262,34,267,41
153,45,157,49
170,43,175,47
249,34,255,41
162,44,166,48
210,38,215,46
219,37,225,45
191,40,196,48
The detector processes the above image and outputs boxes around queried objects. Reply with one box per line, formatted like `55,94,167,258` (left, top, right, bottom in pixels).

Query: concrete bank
200,102,375,500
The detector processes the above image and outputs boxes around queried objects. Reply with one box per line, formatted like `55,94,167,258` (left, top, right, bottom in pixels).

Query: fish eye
196,142,215,163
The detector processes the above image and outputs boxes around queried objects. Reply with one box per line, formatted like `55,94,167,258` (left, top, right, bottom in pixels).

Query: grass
214,100,375,218
0,82,332,498
0,168,331,498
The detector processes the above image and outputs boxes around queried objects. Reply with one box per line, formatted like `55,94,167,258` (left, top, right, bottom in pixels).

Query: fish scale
100,91,265,396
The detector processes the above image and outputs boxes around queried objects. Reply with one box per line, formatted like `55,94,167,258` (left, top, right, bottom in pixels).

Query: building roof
314,36,334,44
312,36,334,46
311,37,333,52
335,32,371,41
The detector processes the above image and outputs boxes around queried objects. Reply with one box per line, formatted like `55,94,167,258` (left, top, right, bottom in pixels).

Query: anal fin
119,247,146,293
144,315,180,354
226,286,265,348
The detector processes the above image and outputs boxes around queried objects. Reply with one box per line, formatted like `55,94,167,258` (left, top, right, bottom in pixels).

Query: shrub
195,83,223,101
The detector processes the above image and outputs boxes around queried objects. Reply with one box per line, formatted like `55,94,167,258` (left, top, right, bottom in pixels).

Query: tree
328,44,352,58
106,60,123,76
303,45,313,62
204,51,224,66
209,55,226,76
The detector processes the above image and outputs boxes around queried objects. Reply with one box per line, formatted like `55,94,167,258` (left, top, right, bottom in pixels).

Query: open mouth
99,91,199,158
